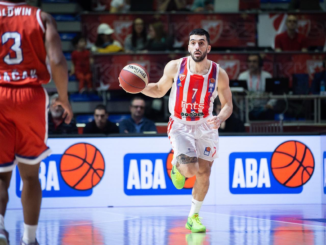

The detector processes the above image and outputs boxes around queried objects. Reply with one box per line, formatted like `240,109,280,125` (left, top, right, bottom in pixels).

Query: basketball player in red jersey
141,29,232,232
0,1,73,244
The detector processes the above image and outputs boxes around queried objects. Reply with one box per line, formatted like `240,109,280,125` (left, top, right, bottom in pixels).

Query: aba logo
16,143,105,198
229,141,315,194
124,150,193,195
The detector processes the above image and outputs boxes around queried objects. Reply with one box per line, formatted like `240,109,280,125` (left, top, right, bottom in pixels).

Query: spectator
48,94,78,135
124,18,147,52
213,99,245,133
91,23,123,53
110,0,130,13
157,0,188,12
238,54,272,93
70,36,93,93
119,97,157,134
238,54,275,120
145,22,173,51
191,0,214,12
274,15,308,52
83,105,119,134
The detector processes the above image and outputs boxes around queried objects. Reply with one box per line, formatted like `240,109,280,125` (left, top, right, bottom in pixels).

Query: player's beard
190,49,207,63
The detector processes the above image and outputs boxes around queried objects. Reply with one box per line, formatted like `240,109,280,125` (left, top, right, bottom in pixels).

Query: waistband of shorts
170,115,213,125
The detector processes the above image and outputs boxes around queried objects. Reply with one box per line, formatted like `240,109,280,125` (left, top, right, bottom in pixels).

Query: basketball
119,63,149,93
60,143,105,190
166,149,196,189
271,141,314,188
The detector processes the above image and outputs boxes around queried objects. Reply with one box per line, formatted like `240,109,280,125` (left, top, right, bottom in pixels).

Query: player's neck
287,29,296,38
189,58,210,75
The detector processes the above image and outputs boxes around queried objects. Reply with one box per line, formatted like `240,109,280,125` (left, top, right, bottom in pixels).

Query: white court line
201,211,326,229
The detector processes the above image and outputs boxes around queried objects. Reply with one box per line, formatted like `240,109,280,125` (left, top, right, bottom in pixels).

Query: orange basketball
119,63,149,93
166,150,196,189
271,141,314,188
60,143,105,190
62,223,104,245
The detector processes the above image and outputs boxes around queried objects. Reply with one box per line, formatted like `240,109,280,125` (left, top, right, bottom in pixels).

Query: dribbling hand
207,116,221,130
53,96,73,124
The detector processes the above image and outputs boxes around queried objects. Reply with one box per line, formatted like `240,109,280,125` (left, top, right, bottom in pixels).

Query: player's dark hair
95,104,107,113
131,96,145,105
189,29,210,45
71,34,86,47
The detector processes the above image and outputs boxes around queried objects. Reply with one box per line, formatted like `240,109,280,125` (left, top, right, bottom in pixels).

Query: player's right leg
0,86,18,245
168,118,199,189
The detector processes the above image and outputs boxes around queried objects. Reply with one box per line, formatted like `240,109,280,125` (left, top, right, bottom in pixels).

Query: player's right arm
140,59,179,98
41,12,73,124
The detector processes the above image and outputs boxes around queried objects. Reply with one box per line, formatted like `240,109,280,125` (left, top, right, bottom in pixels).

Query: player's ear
207,44,211,54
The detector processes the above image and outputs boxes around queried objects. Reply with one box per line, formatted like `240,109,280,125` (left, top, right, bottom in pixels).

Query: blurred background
33,0,326,136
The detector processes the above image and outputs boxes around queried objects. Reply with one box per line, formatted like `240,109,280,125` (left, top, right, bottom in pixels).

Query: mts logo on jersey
181,101,204,110
124,153,192,195
16,143,105,198
229,141,315,194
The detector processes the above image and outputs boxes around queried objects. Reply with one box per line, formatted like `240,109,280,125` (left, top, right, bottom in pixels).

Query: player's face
188,35,211,63
94,109,108,128
130,99,145,119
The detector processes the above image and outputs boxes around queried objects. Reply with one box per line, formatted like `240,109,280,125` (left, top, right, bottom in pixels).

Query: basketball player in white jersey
125,29,233,232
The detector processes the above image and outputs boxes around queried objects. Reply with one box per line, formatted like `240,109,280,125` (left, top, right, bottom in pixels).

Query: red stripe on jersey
186,74,204,121
174,58,187,119
202,63,217,118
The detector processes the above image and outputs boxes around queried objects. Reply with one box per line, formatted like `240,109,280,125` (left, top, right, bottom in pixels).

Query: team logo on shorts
204,147,211,156
179,74,186,81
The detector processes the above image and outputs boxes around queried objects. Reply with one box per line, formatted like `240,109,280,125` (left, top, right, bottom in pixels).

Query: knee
183,164,199,178
197,165,212,179
21,175,39,185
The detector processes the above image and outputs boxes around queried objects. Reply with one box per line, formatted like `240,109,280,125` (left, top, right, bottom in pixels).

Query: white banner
7,135,323,209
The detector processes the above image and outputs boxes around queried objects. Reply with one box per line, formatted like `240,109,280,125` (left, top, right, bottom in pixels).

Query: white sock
23,223,37,244
188,198,203,217
0,215,4,229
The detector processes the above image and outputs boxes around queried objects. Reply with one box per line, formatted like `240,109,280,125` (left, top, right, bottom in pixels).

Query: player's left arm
207,68,233,129
217,68,233,121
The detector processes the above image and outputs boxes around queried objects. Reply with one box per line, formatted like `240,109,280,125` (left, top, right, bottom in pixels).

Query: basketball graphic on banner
60,143,105,191
271,141,314,188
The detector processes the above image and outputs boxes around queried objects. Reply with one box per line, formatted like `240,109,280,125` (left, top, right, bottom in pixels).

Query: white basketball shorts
167,116,219,165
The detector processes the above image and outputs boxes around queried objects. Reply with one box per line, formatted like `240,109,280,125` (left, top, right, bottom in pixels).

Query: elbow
49,54,66,67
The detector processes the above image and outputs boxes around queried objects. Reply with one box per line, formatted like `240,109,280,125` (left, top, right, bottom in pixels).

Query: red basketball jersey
0,1,50,85
169,57,219,124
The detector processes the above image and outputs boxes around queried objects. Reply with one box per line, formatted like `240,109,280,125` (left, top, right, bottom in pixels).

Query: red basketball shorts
0,85,51,172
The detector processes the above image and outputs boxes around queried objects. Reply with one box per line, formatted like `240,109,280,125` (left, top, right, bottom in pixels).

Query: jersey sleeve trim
36,9,45,33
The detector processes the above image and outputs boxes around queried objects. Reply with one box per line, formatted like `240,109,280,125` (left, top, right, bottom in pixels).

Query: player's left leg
185,158,213,233
0,172,12,244
18,163,41,245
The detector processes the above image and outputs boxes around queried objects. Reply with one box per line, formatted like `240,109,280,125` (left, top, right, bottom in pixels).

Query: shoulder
144,118,155,124
276,32,286,38
85,120,95,127
164,58,182,75
238,70,249,78
261,70,272,78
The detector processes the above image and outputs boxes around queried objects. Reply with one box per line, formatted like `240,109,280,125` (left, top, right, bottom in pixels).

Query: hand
207,116,221,130
53,96,73,124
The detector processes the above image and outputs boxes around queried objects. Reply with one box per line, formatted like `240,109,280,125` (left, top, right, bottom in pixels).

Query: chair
249,121,283,133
